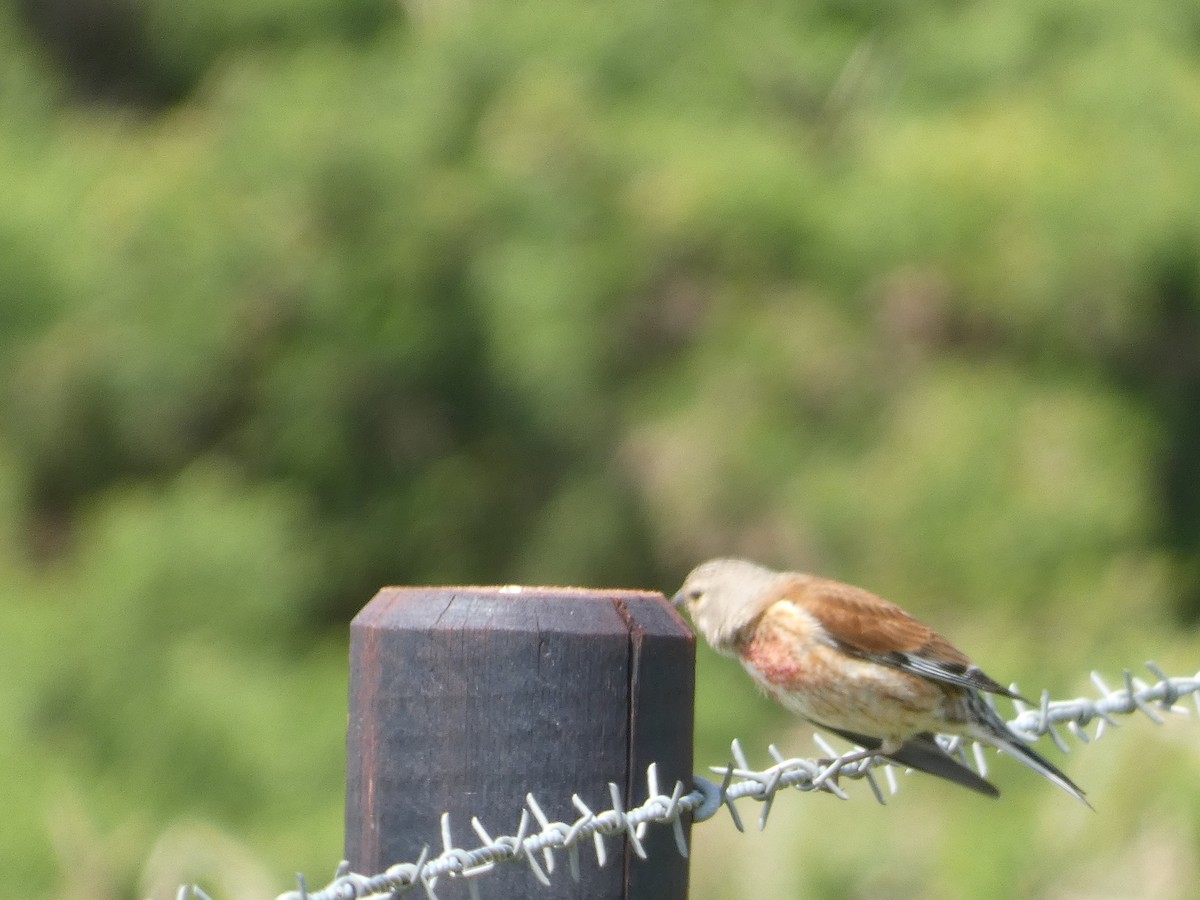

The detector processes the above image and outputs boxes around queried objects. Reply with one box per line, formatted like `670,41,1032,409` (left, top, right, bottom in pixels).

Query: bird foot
812,748,881,792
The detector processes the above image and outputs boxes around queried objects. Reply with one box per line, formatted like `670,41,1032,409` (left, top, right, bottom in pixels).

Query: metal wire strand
262,662,1198,900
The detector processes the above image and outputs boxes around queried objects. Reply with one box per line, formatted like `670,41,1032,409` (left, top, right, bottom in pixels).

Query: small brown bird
672,558,1088,804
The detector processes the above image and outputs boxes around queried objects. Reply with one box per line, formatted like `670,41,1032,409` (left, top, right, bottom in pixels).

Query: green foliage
1,0,1200,896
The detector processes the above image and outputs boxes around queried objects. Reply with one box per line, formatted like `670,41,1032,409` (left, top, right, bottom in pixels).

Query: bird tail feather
821,725,999,798
969,701,1092,808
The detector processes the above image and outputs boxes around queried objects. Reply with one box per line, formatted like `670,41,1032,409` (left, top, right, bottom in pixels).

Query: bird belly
739,609,947,742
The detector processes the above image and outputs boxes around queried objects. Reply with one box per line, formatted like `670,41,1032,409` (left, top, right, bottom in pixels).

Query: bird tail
969,698,1092,808
821,726,999,798
888,734,1000,798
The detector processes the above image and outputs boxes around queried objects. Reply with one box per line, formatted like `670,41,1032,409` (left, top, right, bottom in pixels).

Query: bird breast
738,600,951,740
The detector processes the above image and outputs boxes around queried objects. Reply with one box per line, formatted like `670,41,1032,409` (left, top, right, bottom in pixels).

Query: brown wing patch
781,575,972,666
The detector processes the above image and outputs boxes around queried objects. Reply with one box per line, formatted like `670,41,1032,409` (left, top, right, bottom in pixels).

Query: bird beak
670,590,687,609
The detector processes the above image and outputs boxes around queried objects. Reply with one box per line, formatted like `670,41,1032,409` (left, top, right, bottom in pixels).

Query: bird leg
811,746,885,792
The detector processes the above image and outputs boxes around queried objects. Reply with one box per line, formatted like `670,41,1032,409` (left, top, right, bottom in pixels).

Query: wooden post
345,586,695,899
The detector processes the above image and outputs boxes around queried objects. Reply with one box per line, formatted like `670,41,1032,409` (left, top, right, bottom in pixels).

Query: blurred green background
3,0,1200,897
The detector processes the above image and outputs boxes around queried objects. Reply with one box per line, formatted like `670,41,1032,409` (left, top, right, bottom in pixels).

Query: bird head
671,557,782,655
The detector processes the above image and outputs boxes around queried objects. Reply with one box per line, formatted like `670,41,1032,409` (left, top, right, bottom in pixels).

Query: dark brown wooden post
345,586,695,899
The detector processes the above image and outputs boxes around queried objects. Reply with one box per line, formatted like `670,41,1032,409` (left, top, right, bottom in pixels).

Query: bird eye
688,588,704,605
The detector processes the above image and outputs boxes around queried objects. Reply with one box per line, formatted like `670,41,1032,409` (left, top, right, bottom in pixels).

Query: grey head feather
673,558,795,655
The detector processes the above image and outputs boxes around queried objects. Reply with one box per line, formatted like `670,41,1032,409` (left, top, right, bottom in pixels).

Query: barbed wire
257,662,1198,900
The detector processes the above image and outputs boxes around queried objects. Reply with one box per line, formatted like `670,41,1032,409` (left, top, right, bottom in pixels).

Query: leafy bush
1,0,1199,896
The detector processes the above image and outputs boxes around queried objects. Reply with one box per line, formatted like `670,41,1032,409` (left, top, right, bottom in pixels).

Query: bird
671,557,1089,805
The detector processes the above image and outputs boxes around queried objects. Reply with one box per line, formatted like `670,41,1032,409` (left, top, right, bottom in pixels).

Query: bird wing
786,576,1025,701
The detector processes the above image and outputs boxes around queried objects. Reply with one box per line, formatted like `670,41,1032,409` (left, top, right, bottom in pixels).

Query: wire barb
274,663,1198,900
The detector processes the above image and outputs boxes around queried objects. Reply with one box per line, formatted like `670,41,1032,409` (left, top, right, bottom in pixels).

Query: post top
388,584,664,598
351,585,693,639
